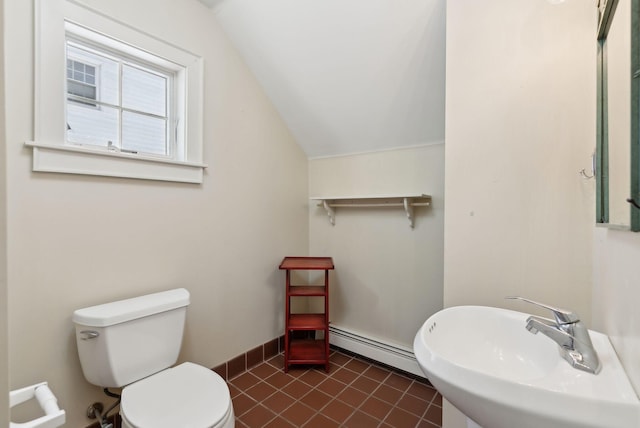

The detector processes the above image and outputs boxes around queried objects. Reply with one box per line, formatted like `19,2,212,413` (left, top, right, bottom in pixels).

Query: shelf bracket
322,200,335,226
404,197,415,228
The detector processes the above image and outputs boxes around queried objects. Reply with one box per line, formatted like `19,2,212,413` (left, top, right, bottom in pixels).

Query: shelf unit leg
325,268,330,372
284,269,290,373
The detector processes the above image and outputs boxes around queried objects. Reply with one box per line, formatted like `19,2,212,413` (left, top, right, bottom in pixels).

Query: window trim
24,140,206,183
31,0,206,184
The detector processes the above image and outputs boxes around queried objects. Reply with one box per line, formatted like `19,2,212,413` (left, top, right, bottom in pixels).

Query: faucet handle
505,296,580,325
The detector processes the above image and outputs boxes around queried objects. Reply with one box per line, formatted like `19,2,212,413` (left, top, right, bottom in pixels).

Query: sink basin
413,306,640,428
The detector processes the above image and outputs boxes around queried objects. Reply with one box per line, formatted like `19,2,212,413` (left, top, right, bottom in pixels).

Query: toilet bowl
120,363,234,428
72,288,235,428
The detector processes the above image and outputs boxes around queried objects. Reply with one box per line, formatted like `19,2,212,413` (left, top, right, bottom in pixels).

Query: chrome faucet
506,296,601,374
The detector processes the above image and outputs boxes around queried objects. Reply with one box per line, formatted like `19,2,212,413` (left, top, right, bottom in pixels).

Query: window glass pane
67,102,119,147
122,64,167,117
122,111,167,155
66,43,119,105
84,64,95,80
67,80,97,101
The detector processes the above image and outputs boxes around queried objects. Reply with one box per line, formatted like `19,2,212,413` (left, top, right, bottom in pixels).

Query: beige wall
1,0,9,424
5,0,308,426
309,144,444,348
444,0,597,426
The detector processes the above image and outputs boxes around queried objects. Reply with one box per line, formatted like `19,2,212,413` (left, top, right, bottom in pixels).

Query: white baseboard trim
328,325,424,378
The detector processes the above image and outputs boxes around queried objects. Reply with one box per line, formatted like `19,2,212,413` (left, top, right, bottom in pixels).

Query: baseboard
328,325,423,377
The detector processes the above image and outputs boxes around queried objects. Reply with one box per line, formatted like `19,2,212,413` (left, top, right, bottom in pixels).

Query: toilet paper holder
10,382,66,428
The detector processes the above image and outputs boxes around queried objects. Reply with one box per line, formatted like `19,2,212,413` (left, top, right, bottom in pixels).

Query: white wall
309,144,444,349
213,0,446,158
444,0,597,426
4,0,308,426
593,229,640,395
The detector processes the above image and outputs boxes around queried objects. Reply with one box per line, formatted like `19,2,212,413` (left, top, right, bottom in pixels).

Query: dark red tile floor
229,349,442,427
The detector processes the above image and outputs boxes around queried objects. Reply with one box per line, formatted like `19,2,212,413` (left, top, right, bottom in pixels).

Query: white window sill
25,141,207,183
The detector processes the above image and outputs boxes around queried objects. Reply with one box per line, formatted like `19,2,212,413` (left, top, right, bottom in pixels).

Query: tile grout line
308,354,427,426
279,352,360,426
231,349,441,427
345,358,436,426
304,359,388,426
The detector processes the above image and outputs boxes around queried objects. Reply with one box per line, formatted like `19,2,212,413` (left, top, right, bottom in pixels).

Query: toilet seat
120,362,233,428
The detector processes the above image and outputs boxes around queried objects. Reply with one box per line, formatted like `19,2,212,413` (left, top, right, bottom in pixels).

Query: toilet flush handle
79,330,99,340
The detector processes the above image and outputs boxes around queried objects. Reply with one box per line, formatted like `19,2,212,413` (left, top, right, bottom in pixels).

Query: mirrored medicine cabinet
596,0,640,231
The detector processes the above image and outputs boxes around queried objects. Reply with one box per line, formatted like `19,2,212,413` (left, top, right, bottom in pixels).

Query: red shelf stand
279,256,334,372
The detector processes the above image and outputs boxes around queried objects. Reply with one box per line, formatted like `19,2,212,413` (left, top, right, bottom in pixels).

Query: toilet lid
121,362,231,428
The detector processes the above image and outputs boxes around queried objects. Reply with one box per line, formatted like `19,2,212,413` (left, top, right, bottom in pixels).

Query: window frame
29,0,206,184
595,0,640,230
64,30,176,158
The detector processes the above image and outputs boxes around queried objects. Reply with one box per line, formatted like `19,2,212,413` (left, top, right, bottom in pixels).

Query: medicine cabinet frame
596,0,640,231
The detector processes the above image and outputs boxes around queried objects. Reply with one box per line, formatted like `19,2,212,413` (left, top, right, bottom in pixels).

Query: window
65,33,173,157
30,0,205,183
67,58,97,103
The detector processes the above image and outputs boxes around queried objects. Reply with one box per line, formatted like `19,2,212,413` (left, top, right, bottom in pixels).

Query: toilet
72,288,235,428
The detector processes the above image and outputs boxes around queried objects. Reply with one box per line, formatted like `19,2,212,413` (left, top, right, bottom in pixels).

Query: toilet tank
72,288,190,388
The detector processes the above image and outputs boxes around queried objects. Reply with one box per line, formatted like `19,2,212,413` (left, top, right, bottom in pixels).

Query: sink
413,306,640,428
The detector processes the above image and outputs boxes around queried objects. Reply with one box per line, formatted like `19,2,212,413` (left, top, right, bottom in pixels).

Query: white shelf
310,194,431,228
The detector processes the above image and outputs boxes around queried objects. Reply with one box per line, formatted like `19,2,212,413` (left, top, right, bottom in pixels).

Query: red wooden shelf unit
279,256,334,372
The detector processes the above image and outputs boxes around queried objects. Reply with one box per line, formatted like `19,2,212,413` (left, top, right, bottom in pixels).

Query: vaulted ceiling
199,0,446,158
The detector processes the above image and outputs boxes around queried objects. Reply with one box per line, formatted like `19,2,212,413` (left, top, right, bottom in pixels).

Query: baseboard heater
328,325,424,377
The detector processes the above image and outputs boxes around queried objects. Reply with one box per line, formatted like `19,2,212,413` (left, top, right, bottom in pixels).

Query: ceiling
199,0,446,158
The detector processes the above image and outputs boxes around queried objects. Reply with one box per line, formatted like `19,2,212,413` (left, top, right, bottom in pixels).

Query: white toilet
72,288,235,428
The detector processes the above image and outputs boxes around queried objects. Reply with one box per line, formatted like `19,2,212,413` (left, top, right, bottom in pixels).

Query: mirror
596,0,640,231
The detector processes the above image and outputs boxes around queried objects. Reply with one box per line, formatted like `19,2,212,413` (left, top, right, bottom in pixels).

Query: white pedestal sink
413,306,640,428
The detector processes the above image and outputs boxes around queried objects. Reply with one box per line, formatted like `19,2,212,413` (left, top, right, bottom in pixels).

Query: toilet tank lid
72,288,190,327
